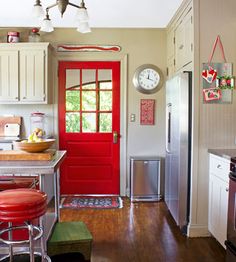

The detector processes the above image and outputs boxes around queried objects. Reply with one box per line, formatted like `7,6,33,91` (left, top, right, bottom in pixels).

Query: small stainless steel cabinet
130,156,161,202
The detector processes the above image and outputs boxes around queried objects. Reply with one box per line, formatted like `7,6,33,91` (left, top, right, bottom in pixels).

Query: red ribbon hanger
208,35,227,66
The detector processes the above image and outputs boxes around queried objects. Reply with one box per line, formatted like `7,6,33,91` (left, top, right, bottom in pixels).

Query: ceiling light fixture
33,0,91,33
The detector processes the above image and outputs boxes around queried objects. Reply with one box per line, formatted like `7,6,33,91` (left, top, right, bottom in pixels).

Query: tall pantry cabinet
166,0,193,78
0,43,53,104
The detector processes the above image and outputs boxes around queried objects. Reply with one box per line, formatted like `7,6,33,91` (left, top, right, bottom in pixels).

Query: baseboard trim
187,224,211,237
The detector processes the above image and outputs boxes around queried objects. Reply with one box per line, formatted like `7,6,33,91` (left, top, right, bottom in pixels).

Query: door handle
166,103,171,153
113,131,118,144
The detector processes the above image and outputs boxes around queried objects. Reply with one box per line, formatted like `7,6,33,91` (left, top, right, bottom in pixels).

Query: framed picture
140,99,155,125
216,76,234,89
202,87,222,102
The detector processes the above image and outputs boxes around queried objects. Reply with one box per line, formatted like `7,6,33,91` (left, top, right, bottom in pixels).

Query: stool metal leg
40,233,44,262
8,222,13,262
39,216,51,262
28,223,35,262
39,216,44,262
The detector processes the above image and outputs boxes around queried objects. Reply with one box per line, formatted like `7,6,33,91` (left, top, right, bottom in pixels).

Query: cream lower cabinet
0,43,52,104
208,154,229,248
0,143,13,151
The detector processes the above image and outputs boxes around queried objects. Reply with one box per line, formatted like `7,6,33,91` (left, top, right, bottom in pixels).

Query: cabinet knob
217,164,222,169
226,188,229,192
179,44,184,50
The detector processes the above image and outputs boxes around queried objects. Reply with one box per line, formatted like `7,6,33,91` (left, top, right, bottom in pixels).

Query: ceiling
0,0,183,29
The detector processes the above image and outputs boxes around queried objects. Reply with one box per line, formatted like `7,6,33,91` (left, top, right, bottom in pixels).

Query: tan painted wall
189,0,236,236
0,28,167,195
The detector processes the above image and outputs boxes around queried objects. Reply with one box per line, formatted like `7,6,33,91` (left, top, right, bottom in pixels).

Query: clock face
138,68,160,90
133,64,164,94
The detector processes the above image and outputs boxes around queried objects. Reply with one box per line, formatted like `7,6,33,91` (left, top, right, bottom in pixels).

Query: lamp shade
40,18,54,32
76,8,89,22
32,5,44,18
77,21,91,33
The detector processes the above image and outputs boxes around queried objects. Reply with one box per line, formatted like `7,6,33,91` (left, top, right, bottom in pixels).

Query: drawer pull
217,164,222,169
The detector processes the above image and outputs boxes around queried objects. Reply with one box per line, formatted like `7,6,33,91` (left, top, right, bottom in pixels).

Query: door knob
113,131,118,144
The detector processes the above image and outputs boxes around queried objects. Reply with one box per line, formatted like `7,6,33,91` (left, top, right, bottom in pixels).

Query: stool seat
0,178,36,191
0,188,50,262
0,189,47,222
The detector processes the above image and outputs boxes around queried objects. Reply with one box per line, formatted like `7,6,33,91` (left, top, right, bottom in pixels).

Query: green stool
47,221,93,261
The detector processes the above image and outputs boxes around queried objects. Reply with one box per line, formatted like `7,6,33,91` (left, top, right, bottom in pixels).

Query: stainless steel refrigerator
165,71,192,234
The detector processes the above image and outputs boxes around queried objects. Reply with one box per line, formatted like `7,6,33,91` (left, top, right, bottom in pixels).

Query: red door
58,61,120,195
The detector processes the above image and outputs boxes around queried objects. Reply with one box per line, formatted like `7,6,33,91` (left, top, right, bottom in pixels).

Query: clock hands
146,74,155,82
147,72,154,82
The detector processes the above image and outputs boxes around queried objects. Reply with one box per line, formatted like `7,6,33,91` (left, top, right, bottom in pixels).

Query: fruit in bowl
28,128,45,142
13,139,55,153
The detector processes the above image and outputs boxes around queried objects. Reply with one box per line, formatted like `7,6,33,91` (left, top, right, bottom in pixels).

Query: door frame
54,53,128,196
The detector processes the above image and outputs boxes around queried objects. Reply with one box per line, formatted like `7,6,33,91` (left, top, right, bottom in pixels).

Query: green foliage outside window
65,82,112,133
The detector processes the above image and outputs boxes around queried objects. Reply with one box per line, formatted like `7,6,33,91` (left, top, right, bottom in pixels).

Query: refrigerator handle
166,103,172,153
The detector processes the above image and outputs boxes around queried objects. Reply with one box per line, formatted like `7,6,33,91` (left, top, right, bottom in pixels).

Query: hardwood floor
60,198,226,262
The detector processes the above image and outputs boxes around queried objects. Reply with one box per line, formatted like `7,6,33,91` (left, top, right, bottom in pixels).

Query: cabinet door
175,9,193,71
0,143,13,151
183,10,193,66
175,20,185,71
167,27,175,61
209,174,228,248
20,49,46,102
167,58,175,78
0,50,19,102
166,27,175,78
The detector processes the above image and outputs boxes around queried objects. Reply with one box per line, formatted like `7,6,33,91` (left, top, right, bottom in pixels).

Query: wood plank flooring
60,198,226,262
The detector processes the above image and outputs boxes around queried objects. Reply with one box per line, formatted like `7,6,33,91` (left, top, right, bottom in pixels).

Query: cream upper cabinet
19,49,46,102
166,27,175,77
208,154,229,248
175,9,193,71
0,50,19,102
166,1,193,78
0,43,53,104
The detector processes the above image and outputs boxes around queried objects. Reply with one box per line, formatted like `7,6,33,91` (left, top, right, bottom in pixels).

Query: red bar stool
0,188,51,262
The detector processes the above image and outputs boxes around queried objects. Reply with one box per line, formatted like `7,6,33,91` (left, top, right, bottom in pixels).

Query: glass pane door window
65,68,112,133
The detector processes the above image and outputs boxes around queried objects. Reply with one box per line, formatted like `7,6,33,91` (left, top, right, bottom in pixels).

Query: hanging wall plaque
202,63,233,103
140,99,155,125
202,35,234,104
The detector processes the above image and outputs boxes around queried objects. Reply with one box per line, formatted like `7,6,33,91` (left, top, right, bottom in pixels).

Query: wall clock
133,64,164,94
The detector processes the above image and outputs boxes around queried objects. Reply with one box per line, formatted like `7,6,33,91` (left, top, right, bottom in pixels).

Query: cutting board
0,149,56,161
0,116,21,136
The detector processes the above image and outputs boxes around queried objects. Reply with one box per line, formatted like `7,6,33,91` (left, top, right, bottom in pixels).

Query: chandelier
33,0,91,33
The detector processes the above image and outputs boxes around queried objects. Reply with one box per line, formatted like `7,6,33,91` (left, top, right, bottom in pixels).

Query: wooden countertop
0,150,66,175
